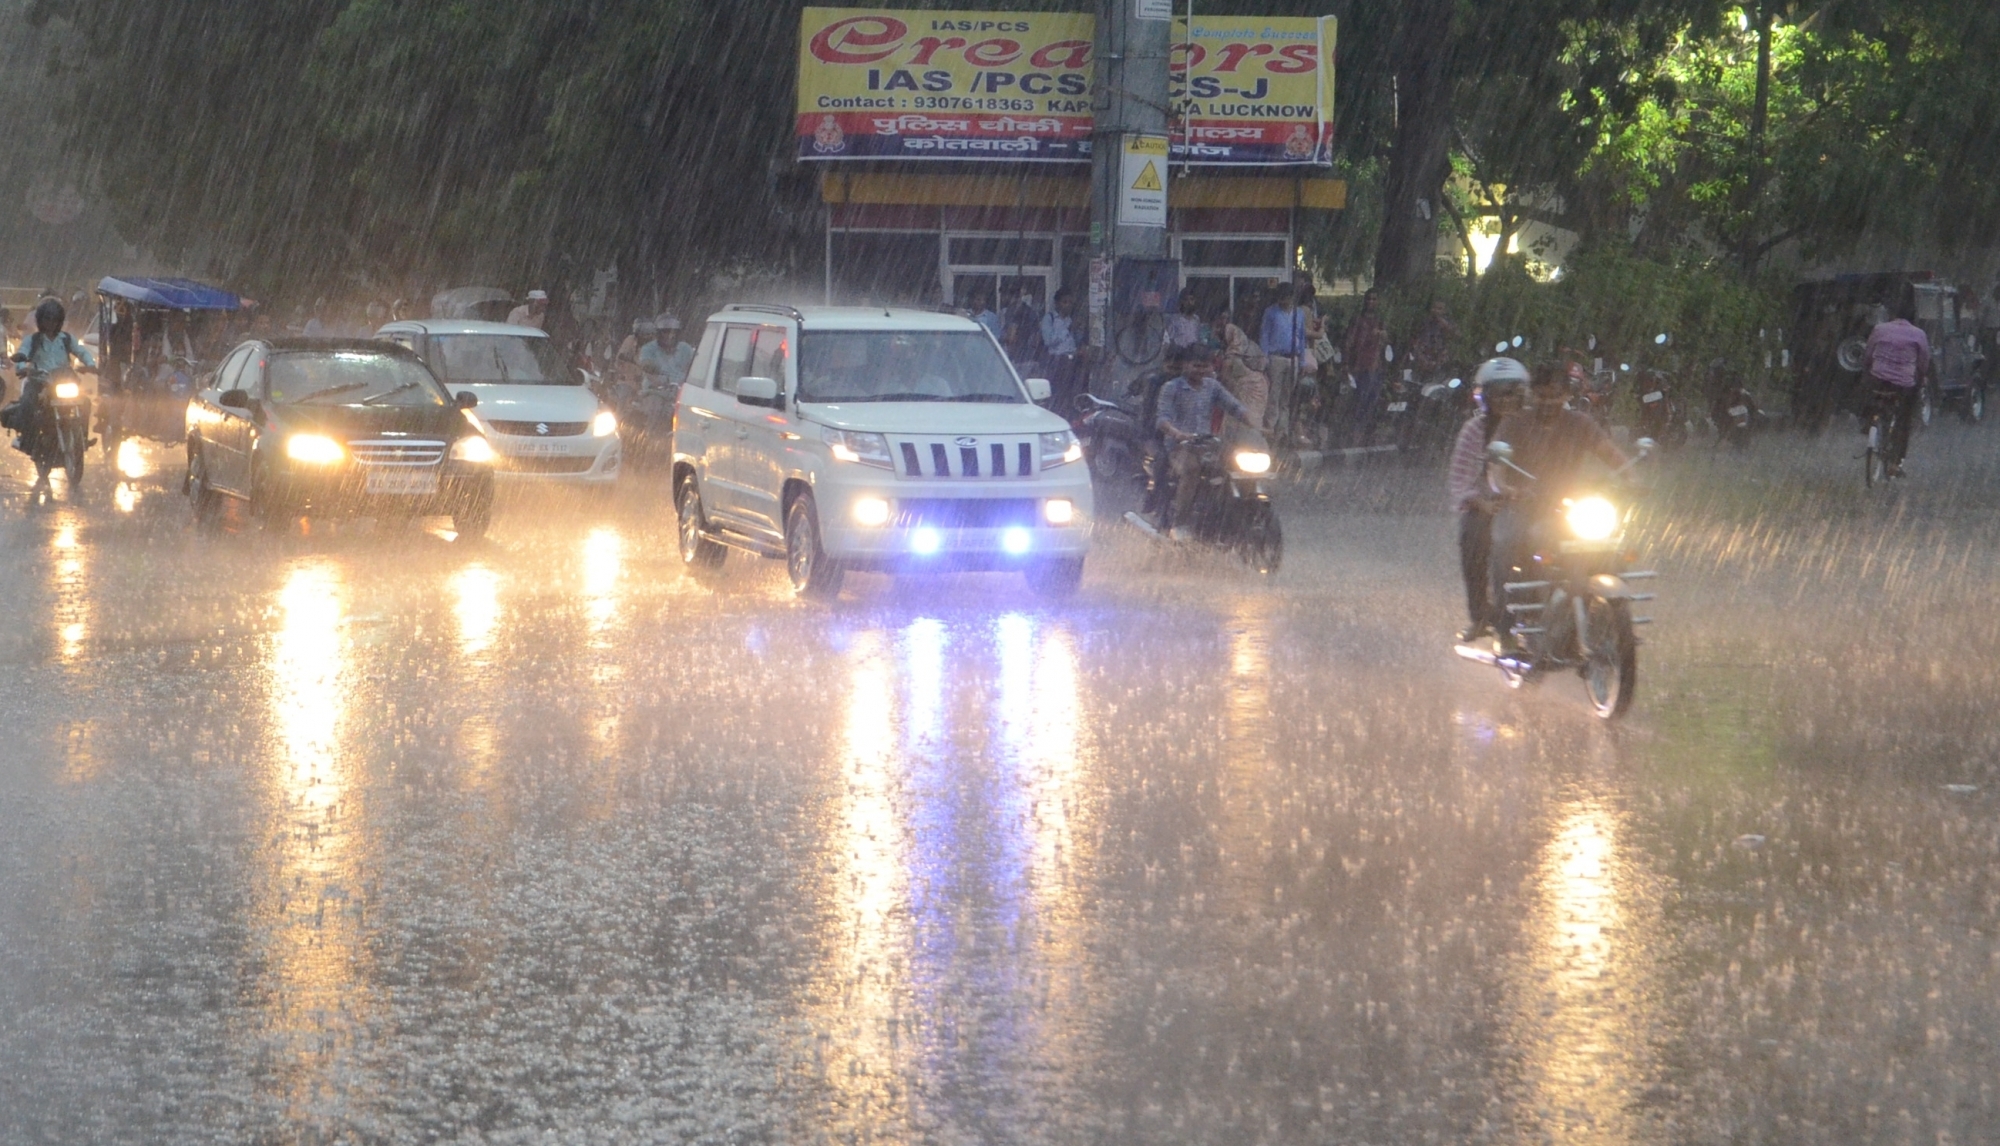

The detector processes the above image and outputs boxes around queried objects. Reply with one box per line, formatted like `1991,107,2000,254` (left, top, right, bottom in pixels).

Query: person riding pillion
1447,358,1528,642
1154,345,1252,539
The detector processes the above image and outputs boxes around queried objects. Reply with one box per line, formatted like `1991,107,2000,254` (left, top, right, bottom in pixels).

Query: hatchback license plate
1386,401,1408,413
1642,391,1664,403
366,468,440,496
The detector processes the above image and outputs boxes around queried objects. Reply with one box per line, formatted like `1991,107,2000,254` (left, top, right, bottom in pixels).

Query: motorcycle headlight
1232,450,1272,475
285,433,345,465
1564,496,1620,541
821,427,893,469
591,410,618,437
451,435,497,464
53,380,81,400
1040,430,1082,469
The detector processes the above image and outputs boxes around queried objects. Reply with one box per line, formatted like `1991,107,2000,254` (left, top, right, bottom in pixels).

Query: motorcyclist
1153,344,1251,539
638,314,694,392
9,298,96,486
1485,362,1630,650
1447,358,1528,642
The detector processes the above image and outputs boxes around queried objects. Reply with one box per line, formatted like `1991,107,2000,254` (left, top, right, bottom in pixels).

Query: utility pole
1088,0,1173,363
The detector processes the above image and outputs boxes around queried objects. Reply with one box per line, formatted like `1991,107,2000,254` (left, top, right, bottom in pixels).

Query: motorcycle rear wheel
1582,598,1637,719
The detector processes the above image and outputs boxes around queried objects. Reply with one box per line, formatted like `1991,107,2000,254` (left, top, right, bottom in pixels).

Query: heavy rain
1,0,1999,1142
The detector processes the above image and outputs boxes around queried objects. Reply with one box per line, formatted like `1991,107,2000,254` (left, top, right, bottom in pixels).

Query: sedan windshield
269,352,449,407
428,334,569,385
797,330,1024,403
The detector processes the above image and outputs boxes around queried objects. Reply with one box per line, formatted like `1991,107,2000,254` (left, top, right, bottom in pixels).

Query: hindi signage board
796,9,1335,167
797,7,1096,162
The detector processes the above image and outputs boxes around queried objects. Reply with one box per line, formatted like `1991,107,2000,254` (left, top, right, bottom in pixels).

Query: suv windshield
270,351,449,408
797,330,1024,403
428,334,569,385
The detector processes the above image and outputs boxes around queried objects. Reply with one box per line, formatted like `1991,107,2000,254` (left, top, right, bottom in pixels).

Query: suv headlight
1564,496,1620,541
1040,430,1082,469
822,427,893,469
451,435,497,464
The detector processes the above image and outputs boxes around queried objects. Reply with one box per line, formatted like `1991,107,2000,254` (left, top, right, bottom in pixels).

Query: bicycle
1862,386,1907,488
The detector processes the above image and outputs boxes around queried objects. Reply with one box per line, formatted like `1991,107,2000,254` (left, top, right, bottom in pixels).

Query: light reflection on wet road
2,432,2000,1142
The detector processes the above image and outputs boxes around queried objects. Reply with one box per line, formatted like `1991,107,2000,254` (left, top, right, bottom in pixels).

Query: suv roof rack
724,303,806,322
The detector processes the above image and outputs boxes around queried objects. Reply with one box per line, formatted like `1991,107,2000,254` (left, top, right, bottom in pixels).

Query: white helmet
1473,356,1530,390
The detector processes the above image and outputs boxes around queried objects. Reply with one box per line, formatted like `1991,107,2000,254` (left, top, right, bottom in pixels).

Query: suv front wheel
785,493,844,599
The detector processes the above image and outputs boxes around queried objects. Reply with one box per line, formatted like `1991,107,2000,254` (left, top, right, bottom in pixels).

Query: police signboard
796,8,1335,166
1121,136,1169,227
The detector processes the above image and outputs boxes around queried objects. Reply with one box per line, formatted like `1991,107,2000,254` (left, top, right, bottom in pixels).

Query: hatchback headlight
1232,450,1272,475
592,410,618,437
1040,430,1082,469
822,427,893,469
285,433,344,464
451,435,497,464
52,380,81,400
1564,496,1620,541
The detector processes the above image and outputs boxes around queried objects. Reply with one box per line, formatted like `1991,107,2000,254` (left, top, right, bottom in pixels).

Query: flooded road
2,427,1998,1143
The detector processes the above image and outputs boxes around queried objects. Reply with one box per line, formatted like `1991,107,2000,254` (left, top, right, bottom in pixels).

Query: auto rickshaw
95,276,246,460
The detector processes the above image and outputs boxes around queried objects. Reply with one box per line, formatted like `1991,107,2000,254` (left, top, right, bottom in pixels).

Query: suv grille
892,498,1039,528
490,420,588,437
892,437,1036,478
348,439,446,466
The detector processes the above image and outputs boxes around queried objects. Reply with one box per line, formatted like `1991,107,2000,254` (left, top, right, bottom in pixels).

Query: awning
95,276,242,310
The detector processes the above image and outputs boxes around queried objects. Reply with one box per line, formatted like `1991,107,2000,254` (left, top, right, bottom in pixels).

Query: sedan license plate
1642,391,1664,404
1386,401,1408,413
365,467,440,496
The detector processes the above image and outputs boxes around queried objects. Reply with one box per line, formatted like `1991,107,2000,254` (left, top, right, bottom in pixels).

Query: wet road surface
3,428,1999,1143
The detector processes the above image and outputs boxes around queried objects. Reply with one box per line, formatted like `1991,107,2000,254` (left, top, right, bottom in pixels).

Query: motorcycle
1411,370,1473,460
1380,367,1426,457
7,367,93,495
1073,389,1148,481
1562,336,1618,427
1706,364,1762,449
1632,333,1690,449
1454,438,1659,720
1124,428,1283,578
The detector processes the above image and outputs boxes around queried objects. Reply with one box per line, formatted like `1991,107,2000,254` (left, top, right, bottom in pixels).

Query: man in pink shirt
1864,299,1931,475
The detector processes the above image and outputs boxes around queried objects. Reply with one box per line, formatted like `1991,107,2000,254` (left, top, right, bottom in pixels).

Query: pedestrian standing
1343,290,1388,445
969,288,1003,344
1164,288,1204,352
508,290,550,330
1211,310,1270,430
1259,285,1307,443
1040,288,1082,410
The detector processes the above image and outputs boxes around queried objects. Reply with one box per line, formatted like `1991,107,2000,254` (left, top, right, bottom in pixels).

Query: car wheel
784,493,843,600
676,479,726,569
453,495,492,541
188,445,223,534
1024,556,1084,599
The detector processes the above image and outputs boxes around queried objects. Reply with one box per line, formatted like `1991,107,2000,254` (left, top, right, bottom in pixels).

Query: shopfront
800,7,1345,358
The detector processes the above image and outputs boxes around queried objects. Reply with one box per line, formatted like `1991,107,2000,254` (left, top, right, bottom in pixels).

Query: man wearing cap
638,314,695,391
508,289,550,330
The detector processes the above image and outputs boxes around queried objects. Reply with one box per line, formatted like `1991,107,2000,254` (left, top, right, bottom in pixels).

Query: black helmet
34,297,64,335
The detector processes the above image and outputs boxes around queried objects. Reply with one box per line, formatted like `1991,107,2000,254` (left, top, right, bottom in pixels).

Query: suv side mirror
736,375,780,407
219,388,252,411
1025,377,1052,402
455,391,478,410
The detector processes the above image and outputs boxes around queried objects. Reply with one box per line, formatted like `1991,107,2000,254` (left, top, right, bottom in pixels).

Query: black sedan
184,339,497,537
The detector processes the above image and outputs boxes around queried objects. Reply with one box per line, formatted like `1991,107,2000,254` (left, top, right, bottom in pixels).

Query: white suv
672,305,1093,598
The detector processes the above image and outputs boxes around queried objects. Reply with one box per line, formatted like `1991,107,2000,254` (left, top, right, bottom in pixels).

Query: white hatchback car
672,305,1093,598
375,319,620,485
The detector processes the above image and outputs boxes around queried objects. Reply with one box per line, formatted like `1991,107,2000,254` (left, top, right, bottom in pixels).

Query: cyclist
1864,298,1930,477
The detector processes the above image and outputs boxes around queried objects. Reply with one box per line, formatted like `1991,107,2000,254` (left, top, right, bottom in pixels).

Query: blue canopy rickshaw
95,276,246,454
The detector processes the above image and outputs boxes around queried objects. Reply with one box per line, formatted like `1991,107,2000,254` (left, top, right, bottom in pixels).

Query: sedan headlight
1564,495,1620,541
52,380,81,400
591,409,618,437
285,433,345,464
822,427,893,469
451,435,498,464
1040,430,1082,469
1232,450,1272,475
